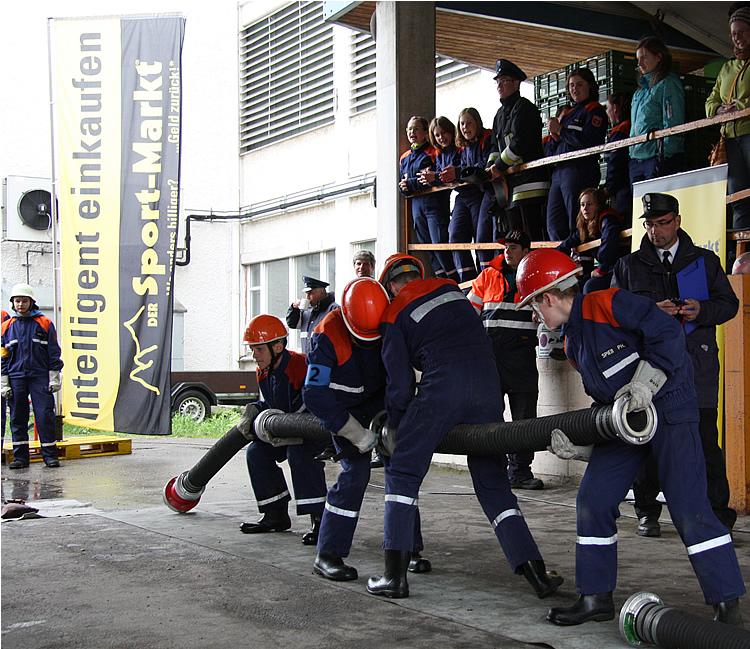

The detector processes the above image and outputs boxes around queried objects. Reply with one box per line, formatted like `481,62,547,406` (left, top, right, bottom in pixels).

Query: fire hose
620,592,750,648
164,396,656,513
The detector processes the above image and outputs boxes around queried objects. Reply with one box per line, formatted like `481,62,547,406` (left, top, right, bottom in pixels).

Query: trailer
170,371,259,423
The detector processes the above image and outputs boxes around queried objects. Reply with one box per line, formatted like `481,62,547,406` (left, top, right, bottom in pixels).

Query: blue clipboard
676,257,708,335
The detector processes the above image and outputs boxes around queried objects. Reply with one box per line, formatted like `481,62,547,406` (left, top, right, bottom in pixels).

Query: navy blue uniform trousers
383,357,542,572
576,389,744,604
9,376,57,464
245,438,327,516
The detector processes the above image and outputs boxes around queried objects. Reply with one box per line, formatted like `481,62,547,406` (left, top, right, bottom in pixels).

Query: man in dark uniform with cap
286,276,339,354
612,192,739,536
486,59,550,242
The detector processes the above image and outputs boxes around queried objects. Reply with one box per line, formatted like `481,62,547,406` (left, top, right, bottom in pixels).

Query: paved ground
2,436,749,649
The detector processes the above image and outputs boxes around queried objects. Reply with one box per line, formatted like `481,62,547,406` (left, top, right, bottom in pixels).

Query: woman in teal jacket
629,37,685,184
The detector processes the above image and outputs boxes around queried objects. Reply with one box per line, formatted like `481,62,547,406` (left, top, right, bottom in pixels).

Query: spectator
1,284,63,468
516,248,745,627
732,250,750,273
399,115,453,280
545,67,608,241
353,250,376,278
557,188,624,294
467,229,544,490
286,276,338,354
603,91,633,225
240,315,327,546
706,4,750,230
612,193,739,535
367,254,562,600
630,37,685,183
486,59,550,243
1,309,8,446
451,107,496,279
416,116,460,282
304,278,427,582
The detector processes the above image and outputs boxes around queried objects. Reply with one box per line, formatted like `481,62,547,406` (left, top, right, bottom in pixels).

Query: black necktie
662,251,672,273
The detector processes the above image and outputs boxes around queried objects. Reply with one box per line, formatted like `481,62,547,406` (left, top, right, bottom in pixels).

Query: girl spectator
418,116,460,280
556,187,624,294
603,92,633,225
706,4,750,230
545,67,608,241
399,115,453,280
450,107,495,280
629,37,685,183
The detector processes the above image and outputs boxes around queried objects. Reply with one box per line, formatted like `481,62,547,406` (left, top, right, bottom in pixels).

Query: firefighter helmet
243,315,287,346
341,277,390,341
9,283,35,303
515,249,581,309
379,254,424,297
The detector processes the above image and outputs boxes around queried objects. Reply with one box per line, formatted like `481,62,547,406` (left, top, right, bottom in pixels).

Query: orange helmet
243,315,287,345
515,249,582,309
341,278,390,341
379,253,424,298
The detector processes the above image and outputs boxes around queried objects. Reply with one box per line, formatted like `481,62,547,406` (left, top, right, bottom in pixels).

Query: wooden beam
726,274,750,514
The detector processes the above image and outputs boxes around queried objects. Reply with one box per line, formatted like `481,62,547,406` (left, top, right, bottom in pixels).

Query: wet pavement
2,436,749,649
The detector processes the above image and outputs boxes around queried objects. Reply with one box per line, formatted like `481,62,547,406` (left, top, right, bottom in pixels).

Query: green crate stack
682,73,720,171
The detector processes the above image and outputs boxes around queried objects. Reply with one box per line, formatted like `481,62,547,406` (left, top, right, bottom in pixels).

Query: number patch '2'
305,364,331,386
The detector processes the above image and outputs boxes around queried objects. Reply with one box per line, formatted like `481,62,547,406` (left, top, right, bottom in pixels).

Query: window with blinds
240,2,335,153
350,31,477,116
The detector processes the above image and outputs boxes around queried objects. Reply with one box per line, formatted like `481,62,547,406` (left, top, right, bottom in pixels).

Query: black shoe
8,460,29,469
367,550,410,598
547,592,615,626
301,513,322,546
313,552,358,581
714,598,744,627
509,477,544,490
408,552,432,574
370,450,384,469
313,443,336,462
45,459,61,468
521,560,564,599
240,510,291,534
637,516,661,537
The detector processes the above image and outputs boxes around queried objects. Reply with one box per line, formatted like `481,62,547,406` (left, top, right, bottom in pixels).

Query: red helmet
515,249,582,309
341,277,390,341
379,254,424,297
243,315,287,345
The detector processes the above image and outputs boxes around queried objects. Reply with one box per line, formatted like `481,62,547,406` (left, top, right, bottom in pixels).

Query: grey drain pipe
619,592,750,648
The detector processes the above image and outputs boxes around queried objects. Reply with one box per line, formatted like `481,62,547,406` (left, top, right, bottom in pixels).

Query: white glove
336,413,377,453
48,370,62,393
254,408,303,446
237,404,259,439
547,429,593,462
1,374,11,399
614,360,667,412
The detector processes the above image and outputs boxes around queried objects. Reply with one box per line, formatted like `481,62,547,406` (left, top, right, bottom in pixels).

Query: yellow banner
54,18,122,429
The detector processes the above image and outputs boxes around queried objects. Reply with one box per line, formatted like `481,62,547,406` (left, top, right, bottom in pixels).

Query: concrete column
374,1,435,260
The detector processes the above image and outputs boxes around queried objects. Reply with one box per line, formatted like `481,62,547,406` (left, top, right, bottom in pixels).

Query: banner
51,15,185,435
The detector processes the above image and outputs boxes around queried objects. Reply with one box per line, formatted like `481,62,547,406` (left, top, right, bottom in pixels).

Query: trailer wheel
174,390,211,423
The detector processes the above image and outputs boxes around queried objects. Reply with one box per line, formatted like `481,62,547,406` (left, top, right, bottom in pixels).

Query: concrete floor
2,436,749,649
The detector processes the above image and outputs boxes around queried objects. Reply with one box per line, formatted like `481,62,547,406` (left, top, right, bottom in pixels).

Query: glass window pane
326,250,336,294
266,259,289,320
294,254,320,297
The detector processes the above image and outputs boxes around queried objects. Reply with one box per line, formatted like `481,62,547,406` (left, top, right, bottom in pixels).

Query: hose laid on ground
619,592,750,648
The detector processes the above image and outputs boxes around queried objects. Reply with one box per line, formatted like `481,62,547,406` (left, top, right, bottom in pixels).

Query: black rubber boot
521,559,564,599
239,508,291,534
714,598,744,627
301,513,322,546
547,592,615,626
367,550,410,598
312,552,358,581
408,552,432,573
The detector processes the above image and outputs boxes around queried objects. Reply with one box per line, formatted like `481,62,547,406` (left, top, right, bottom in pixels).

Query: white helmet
10,283,35,303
